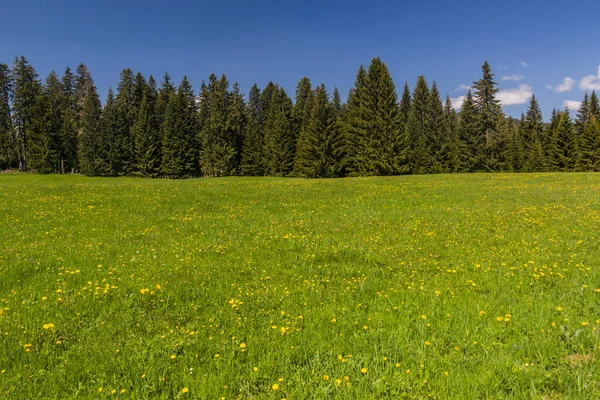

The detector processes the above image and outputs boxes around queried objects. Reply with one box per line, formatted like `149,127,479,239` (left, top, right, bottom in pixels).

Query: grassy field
0,173,599,399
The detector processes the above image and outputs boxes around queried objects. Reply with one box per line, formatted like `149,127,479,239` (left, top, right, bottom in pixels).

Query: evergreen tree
580,114,600,171
133,72,147,121
590,91,600,123
0,63,14,169
155,73,175,134
522,96,545,171
199,74,237,176
343,65,368,175
59,67,78,173
575,93,590,135
399,82,411,124
12,56,42,171
227,82,247,173
112,68,136,174
331,87,347,175
133,92,161,176
294,84,343,177
100,88,118,175
161,77,198,177
502,117,523,172
406,75,430,174
78,81,104,175
292,77,313,167
457,90,478,172
75,64,93,134
263,86,294,176
241,84,266,175
425,81,445,173
442,96,461,172
472,61,504,171
29,71,63,173
549,109,580,171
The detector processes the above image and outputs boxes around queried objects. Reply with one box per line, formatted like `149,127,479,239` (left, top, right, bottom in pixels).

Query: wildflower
424,341,431,346
240,342,247,349
479,311,486,316
323,374,329,380
170,355,176,359
361,367,367,374
272,383,279,390
181,387,189,394
98,387,103,393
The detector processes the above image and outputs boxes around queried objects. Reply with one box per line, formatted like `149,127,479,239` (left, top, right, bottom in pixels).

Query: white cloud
563,100,581,111
520,61,528,67
450,95,466,110
501,75,524,81
496,84,533,106
579,66,600,91
547,77,575,93
455,84,471,92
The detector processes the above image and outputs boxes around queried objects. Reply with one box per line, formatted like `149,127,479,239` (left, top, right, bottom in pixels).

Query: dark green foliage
522,96,545,172
406,76,430,174
263,86,294,176
580,114,600,171
590,91,600,122
425,81,446,173
399,82,411,124
133,72,147,121
78,81,105,175
0,63,14,169
575,93,590,135
548,109,580,171
472,61,504,171
442,96,461,172
75,64,93,134
28,71,63,173
133,92,160,177
59,67,78,173
227,82,247,173
161,77,198,178
292,77,313,165
503,117,523,172
199,74,237,176
111,68,136,175
294,84,344,177
12,56,42,171
343,65,367,175
457,91,478,172
241,84,265,176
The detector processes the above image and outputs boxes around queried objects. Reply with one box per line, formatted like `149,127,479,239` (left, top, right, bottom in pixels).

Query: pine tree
399,82,411,124
502,117,523,172
425,81,445,173
580,114,600,171
161,77,198,177
12,56,42,171
264,86,294,176
590,91,600,123
406,75,430,174
155,73,175,134
292,77,313,168
575,93,590,135
78,81,104,175
457,90,478,172
75,64,93,134
133,72,147,122
59,67,78,173
331,87,347,175
0,63,14,169
241,84,265,176
199,74,237,176
472,61,504,171
112,68,136,174
522,96,545,171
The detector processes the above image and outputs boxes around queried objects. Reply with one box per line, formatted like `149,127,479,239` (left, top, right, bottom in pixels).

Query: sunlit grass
1,172,599,398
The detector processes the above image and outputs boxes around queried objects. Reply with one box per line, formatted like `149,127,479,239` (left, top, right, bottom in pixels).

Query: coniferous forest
1,56,599,177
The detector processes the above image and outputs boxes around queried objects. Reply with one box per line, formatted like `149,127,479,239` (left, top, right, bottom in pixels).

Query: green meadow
1,173,599,399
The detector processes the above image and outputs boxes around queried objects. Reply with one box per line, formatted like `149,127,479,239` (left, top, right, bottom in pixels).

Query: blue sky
2,0,600,119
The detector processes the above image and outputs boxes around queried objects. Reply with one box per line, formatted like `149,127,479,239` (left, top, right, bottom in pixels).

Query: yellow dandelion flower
323,374,329,380
170,355,176,359
360,367,367,374
181,387,189,394
240,342,247,349
98,387,103,393
272,383,279,390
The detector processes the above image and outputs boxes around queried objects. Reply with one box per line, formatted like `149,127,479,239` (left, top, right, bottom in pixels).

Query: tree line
0,56,599,177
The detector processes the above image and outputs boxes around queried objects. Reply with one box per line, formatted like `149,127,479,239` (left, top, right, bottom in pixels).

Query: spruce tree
406,75,430,174
112,68,136,174
331,87,347,175
522,96,545,171
472,61,504,171
29,71,63,173
457,90,478,172
590,91,600,122
161,77,198,177
75,64,93,134
78,81,104,175
399,82,411,125
0,63,14,169
575,93,590,135
12,56,42,171
550,109,580,171
502,117,523,172
100,88,118,175
343,65,367,175
133,92,161,176
580,114,600,171
263,86,294,176
59,67,78,173
442,96,461,172
425,81,446,173
241,84,265,175
227,82,247,173
292,77,313,167
199,74,237,176
133,72,147,121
